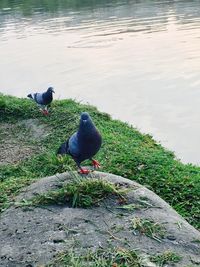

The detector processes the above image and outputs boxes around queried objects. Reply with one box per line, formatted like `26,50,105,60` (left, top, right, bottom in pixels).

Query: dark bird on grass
27,87,55,115
57,112,102,174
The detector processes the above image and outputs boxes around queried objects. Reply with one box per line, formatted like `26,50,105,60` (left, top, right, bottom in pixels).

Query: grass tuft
47,247,143,267
131,217,166,242
25,178,124,208
150,251,182,266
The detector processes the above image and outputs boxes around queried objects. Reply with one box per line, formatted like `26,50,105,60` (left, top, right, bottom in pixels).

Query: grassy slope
0,94,199,229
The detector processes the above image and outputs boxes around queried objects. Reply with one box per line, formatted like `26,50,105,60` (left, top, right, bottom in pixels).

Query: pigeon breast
75,117,102,162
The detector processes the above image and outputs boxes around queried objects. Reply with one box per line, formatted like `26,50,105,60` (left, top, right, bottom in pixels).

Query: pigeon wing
34,93,44,105
68,132,80,157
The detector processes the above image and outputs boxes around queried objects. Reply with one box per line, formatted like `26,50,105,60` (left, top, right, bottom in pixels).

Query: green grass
46,247,143,267
131,217,166,242
46,247,182,267
0,93,200,229
116,198,157,211
150,251,182,267
19,178,124,208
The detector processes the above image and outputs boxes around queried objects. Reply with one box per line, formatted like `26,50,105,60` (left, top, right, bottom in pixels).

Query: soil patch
0,119,49,165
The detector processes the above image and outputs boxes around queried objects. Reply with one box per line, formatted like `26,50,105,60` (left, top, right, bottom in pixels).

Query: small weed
117,203,139,211
175,221,183,229
150,251,182,266
116,199,158,212
46,247,143,267
23,178,124,208
191,239,200,243
131,217,166,242
110,224,125,233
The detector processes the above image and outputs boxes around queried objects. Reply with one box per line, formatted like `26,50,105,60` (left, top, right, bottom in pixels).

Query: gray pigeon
27,87,55,115
57,112,102,174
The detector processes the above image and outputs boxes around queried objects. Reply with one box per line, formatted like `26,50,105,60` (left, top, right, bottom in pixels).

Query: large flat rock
0,172,199,267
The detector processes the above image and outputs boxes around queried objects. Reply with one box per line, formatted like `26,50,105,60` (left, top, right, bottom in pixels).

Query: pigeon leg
41,110,49,116
40,106,49,116
38,105,48,116
91,159,101,169
78,167,90,174
44,106,49,115
76,162,90,174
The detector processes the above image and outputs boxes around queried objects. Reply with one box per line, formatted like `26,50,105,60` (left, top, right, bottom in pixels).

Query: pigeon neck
78,119,96,135
43,90,53,101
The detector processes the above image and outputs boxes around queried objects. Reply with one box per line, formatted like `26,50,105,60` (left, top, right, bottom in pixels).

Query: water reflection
0,0,200,164
1,0,200,37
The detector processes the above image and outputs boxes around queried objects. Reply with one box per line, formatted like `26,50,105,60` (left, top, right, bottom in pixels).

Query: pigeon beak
82,119,87,124
52,90,55,93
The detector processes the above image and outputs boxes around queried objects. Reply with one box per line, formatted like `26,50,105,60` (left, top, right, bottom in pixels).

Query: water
0,0,200,165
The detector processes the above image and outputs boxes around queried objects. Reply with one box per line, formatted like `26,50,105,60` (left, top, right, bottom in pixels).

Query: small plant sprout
131,217,166,242
150,251,182,267
46,247,144,267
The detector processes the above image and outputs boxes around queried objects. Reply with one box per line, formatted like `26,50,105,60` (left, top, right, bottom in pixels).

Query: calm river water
0,0,200,165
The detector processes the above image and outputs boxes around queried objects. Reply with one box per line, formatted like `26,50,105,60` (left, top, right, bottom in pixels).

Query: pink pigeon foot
41,110,49,116
92,159,101,169
78,168,90,174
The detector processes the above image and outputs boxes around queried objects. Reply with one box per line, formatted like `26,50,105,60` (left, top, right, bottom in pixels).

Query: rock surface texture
0,172,199,267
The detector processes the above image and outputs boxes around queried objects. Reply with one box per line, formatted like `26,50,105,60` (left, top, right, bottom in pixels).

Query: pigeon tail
57,140,69,156
27,94,33,99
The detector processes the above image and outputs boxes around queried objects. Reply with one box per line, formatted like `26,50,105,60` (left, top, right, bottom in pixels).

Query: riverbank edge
0,93,199,229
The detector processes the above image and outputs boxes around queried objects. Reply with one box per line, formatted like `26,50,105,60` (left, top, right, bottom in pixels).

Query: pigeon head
47,87,55,93
81,112,90,122
80,112,93,125
79,112,95,131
